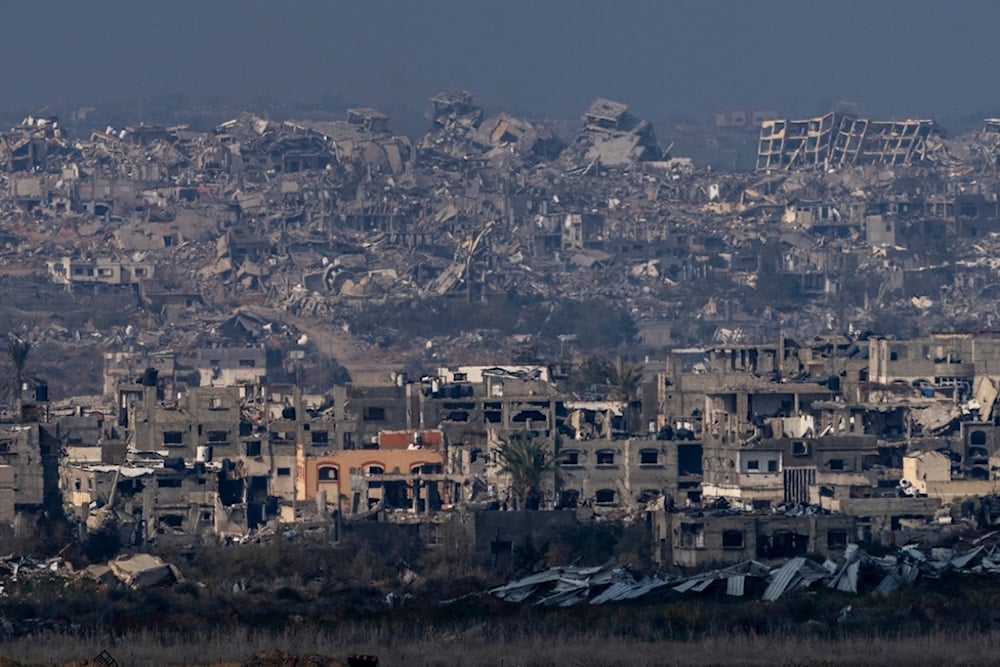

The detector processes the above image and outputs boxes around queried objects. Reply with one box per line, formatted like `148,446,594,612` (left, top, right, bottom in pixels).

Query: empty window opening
363,406,386,421
560,489,580,508
680,523,705,548
722,530,745,549
595,488,616,504
827,529,848,549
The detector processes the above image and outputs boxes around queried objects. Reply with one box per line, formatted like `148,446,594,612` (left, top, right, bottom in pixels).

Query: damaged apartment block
757,113,941,170
562,98,661,172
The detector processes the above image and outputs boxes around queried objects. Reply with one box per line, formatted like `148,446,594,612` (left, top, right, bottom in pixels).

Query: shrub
275,586,303,602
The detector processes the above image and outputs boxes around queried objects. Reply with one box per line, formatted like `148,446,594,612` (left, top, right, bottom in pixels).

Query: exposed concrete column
424,479,434,516
737,391,749,426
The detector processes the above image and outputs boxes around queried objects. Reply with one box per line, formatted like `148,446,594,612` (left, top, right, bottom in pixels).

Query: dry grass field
4,539,1000,666
3,626,1000,666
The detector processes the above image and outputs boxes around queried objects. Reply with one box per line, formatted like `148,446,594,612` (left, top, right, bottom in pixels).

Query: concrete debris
12,93,1000,588
107,553,176,589
3,96,1000,378
562,98,661,172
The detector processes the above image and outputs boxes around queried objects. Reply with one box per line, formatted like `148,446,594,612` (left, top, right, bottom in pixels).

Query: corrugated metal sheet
763,557,806,602
874,568,902,597
672,578,700,594
482,540,1000,608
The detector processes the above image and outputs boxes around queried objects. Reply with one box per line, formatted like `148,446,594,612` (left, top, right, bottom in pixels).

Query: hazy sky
3,1,999,121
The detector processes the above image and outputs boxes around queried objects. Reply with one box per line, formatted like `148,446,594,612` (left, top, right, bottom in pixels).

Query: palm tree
494,435,554,510
571,354,614,395
5,333,30,402
608,359,643,434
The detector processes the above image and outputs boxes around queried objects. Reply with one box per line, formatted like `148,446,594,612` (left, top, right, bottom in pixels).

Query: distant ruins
3,92,1000,578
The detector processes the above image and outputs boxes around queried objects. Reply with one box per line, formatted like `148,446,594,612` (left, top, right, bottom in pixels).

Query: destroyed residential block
430,91,482,129
757,113,940,170
346,108,390,133
47,255,154,287
564,98,661,170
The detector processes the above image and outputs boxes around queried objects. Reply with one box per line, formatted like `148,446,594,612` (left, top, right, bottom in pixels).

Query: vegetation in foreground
3,531,1000,664
4,626,1000,666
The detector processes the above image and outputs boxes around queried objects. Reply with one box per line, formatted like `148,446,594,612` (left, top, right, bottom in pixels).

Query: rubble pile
4,94,1000,365
10,95,1000,595
0,552,180,592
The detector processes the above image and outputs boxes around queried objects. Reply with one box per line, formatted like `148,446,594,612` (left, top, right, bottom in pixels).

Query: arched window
637,489,660,504
595,488,616,505
559,490,580,508
827,529,848,549
971,430,987,446
559,450,581,466
318,466,338,481
366,464,384,476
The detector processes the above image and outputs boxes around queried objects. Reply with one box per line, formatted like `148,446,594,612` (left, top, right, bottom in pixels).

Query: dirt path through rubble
284,314,405,386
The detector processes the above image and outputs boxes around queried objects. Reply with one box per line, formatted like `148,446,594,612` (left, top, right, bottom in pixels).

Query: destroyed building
562,98,661,171
8,89,1000,575
756,113,941,170
11,323,1000,568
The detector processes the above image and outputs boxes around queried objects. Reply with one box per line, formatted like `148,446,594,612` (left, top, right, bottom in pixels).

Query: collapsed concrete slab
562,98,661,171
108,553,174,589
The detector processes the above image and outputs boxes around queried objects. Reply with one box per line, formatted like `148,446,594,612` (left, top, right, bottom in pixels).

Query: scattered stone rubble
7,93,1000,371
9,95,1000,601
0,552,179,592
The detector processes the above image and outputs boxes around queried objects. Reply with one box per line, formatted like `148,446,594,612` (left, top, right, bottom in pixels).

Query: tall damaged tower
756,113,942,171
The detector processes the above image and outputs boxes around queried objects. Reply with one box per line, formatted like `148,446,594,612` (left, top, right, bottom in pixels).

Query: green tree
608,359,643,434
495,435,555,510
568,354,614,394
